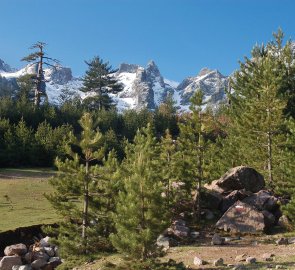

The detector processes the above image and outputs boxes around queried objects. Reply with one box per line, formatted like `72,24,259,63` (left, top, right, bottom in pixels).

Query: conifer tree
81,56,122,111
176,90,213,220
110,124,168,260
46,113,106,255
22,42,59,107
223,31,295,187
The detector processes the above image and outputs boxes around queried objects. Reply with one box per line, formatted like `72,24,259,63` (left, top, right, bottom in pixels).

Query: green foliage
81,56,122,111
110,124,169,260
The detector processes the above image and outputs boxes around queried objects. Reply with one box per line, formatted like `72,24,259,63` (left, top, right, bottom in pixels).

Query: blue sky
1,0,295,81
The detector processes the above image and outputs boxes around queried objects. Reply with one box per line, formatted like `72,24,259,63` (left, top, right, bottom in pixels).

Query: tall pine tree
110,124,168,260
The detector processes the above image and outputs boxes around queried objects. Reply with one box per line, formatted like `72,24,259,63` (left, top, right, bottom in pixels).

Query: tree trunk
82,161,89,244
267,131,274,186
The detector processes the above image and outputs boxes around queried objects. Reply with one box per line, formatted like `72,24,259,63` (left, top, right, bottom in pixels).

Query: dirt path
165,242,295,269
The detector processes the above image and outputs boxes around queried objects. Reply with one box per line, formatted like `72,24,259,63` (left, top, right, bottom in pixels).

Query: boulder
221,190,251,212
4,243,27,256
171,219,190,238
204,180,226,194
216,201,265,234
288,237,295,244
39,236,51,247
262,210,276,228
44,247,55,257
156,235,178,248
212,166,265,193
211,234,225,245
201,189,223,209
277,215,292,230
31,258,47,269
242,190,278,212
48,257,62,268
24,252,33,264
33,251,50,261
0,256,22,270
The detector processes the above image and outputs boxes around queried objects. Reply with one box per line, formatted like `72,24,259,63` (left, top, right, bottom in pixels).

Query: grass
0,168,59,232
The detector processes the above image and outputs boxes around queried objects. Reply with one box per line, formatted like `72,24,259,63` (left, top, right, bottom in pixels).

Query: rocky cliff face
0,59,12,72
0,57,229,111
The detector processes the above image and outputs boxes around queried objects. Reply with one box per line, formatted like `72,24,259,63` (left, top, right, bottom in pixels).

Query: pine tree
176,90,213,221
46,113,106,255
81,56,122,111
22,42,59,107
223,31,295,187
110,124,168,260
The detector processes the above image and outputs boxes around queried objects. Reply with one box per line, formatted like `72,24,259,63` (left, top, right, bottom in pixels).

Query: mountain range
0,58,229,111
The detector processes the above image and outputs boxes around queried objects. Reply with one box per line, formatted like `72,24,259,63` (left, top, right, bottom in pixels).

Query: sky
1,0,295,81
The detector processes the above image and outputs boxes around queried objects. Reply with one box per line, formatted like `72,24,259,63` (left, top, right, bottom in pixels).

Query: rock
216,201,265,234
202,188,224,207
48,257,62,268
0,256,22,270
171,220,190,238
262,210,276,228
4,243,27,256
39,236,51,247
190,231,200,238
211,233,225,245
246,257,256,264
278,215,292,230
31,258,48,269
275,265,286,269
24,252,33,264
156,235,178,248
193,256,205,266
262,253,275,261
53,247,59,257
232,264,246,270
213,258,224,266
275,237,289,245
33,251,50,261
204,180,226,194
12,265,32,270
221,190,250,212
41,264,53,270
243,190,279,212
44,247,55,257
235,254,247,262
204,209,214,220
288,237,295,244
214,166,265,193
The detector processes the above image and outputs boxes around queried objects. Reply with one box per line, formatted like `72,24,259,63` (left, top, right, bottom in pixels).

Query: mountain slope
0,58,229,111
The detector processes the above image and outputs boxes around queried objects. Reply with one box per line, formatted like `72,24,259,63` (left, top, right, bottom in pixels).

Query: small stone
31,258,47,269
193,256,205,266
212,233,225,245
246,257,256,264
190,231,200,238
262,253,275,261
0,256,22,270
275,237,288,245
235,254,247,262
156,235,178,248
213,258,224,266
4,243,27,256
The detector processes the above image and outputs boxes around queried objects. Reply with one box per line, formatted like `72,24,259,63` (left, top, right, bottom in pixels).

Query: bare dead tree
22,42,59,107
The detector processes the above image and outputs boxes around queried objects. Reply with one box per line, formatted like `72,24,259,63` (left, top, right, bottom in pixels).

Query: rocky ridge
0,58,229,111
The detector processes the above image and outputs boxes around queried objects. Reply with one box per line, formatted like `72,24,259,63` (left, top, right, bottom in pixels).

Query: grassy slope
0,168,59,232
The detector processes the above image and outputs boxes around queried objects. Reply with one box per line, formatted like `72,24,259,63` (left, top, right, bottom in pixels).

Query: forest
1,30,295,269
